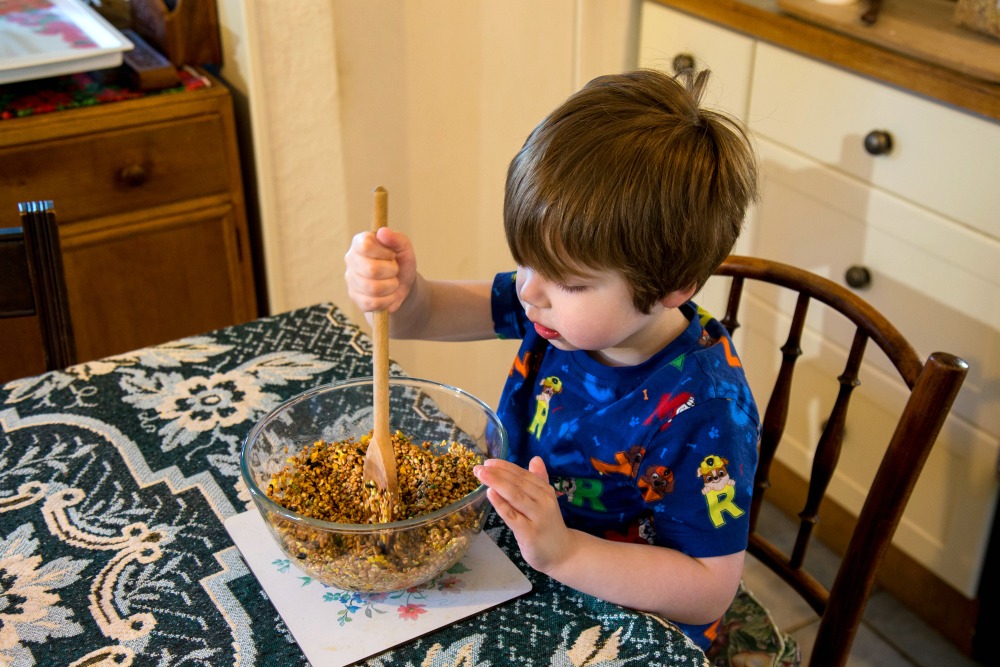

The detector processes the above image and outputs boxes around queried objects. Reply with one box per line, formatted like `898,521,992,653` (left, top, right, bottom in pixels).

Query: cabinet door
741,137,1000,597
0,318,46,382
60,204,254,362
750,138,1000,435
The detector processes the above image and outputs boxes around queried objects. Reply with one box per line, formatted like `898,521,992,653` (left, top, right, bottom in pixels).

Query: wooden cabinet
0,71,257,380
640,0,999,648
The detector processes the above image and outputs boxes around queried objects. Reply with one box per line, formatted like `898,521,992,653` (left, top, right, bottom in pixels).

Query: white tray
225,510,532,667
0,0,133,85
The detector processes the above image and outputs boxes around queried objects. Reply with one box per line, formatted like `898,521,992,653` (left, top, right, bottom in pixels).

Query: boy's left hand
473,456,572,574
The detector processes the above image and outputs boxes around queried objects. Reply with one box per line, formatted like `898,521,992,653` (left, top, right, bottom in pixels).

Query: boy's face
515,264,686,366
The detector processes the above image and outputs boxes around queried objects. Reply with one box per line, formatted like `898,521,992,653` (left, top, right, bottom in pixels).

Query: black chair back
0,201,76,371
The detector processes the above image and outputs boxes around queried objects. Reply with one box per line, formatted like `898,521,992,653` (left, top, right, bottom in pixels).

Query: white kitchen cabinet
639,2,999,600
747,138,1000,598
638,1,755,121
749,42,1000,242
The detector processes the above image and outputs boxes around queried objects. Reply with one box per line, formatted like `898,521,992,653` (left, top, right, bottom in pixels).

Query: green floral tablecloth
0,304,710,666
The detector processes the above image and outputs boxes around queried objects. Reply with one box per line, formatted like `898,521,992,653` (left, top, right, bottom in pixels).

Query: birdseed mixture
266,431,482,523
262,430,487,592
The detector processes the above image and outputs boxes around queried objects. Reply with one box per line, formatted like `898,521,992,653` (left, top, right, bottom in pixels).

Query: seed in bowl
265,431,483,523
261,431,488,591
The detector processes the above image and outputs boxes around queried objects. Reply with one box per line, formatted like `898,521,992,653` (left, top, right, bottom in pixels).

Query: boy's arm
475,457,744,624
546,525,745,624
391,275,496,341
345,227,496,341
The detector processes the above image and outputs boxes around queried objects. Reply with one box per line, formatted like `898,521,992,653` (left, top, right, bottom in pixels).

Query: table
0,303,709,666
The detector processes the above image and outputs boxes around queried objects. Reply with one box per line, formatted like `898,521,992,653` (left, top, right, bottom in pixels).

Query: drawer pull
118,164,148,187
863,130,893,156
845,265,872,289
672,53,695,75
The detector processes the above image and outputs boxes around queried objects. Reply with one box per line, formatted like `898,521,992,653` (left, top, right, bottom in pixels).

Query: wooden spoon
362,186,398,521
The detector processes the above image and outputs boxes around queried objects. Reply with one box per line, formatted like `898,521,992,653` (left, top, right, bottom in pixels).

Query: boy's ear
660,284,697,309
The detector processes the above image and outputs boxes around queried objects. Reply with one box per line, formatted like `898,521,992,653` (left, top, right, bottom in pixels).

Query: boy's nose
518,268,549,308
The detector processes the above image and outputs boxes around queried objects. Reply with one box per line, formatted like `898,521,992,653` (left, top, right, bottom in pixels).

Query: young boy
344,68,759,651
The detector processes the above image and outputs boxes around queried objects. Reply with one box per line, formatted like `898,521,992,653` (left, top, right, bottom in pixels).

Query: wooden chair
709,255,968,667
0,201,76,372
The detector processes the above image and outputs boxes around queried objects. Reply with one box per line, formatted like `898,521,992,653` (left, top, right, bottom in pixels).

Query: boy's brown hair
503,68,758,313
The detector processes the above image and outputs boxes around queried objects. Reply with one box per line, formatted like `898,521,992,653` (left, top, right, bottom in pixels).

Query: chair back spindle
0,201,76,372
749,291,810,534
792,329,865,571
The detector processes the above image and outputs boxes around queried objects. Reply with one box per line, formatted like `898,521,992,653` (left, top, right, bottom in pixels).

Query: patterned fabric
0,66,207,120
706,583,801,667
491,271,760,650
0,304,710,666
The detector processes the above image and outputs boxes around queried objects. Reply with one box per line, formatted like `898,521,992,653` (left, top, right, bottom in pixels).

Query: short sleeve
491,271,528,340
644,396,758,558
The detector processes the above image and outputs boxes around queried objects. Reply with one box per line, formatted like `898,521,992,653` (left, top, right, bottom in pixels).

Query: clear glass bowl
241,376,508,592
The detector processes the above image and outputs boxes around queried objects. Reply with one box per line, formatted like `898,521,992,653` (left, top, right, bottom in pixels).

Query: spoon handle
369,186,396,494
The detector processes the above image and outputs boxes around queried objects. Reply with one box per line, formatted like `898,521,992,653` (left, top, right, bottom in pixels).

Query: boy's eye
557,283,588,293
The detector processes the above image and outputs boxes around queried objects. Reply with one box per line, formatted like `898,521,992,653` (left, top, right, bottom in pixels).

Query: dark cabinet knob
672,53,695,75
863,130,893,156
118,164,148,186
845,265,872,289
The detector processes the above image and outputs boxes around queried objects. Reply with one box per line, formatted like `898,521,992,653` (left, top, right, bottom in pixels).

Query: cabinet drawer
638,2,754,120
749,42,1000,241
0,114,230,225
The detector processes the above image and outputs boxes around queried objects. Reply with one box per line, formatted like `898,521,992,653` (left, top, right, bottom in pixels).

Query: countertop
649,0,1000,123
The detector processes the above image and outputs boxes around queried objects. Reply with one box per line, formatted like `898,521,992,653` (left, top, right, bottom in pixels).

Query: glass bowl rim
240,375,508,533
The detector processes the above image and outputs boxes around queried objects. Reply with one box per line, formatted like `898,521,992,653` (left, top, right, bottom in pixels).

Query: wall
216,0,640,406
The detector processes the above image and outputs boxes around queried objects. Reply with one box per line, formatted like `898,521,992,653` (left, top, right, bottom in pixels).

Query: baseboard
766,459,979,656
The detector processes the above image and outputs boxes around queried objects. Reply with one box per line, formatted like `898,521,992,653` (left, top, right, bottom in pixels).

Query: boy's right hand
344,227,418,314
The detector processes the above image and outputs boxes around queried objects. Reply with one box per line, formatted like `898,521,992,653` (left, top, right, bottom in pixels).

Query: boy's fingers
477,460,541,492
487,486,540,530
478,460,556,511
485,488,515,519
476,459,562,527
527,456,549,482
374,226,402,249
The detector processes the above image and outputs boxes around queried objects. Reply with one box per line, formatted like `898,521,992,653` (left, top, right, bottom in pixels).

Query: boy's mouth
534,322,561,340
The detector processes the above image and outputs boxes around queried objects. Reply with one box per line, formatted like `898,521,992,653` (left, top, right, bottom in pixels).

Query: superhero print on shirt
590,444,645,477
528,375,562,440
604,514,657,545
552,476,606,512
643,391,695,432
591,445,674,503
638,464,675,502
697,454,745,528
